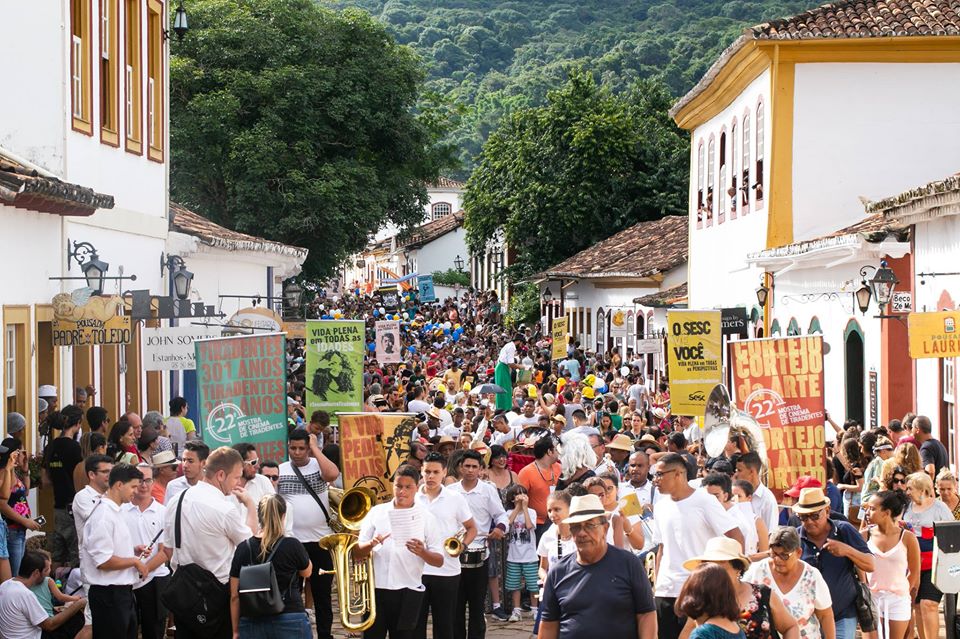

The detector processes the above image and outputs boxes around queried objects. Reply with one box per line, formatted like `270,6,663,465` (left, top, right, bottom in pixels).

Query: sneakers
491,607,511,622
508,609,522,623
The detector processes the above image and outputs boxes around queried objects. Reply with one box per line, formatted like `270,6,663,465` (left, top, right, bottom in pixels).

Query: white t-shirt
498,342,517,366
536,524,577,566
509,414,540,430
491,424,522,447
506,507,538,564
653,488,740,597
407,399,433,414
164,475,196,505
0,579,47,639
358,501,442,591
730,502,759,556
752,483,780,532
278,458,333,542
415,486,473,577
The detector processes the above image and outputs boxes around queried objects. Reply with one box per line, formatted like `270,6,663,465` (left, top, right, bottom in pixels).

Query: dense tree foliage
463,71,687,279
170,0,455,279
326,0,810,174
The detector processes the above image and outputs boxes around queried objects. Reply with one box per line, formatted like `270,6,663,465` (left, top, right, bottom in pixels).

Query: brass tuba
319,487,377,632
443,528,467,557
702,384,767,462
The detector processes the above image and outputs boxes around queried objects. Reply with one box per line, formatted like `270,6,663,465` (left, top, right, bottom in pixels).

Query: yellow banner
338,412,419,503
551,317,568,361
666,310,722,416
909,311,960,358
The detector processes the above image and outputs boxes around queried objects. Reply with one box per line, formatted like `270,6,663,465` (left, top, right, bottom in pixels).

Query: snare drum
459,547,489,569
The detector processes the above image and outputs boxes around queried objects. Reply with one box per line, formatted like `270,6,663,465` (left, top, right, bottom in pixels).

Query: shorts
487,538,503,578
0,518,8,559
916,569,943,603
504,561,539,593
50,508,78,566
873,590,912,621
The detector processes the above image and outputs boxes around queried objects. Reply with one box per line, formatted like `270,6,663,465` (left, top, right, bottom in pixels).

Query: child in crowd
504,484,539,622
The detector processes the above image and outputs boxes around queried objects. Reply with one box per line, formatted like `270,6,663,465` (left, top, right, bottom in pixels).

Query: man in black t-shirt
540,494,657,639
44,405,84,566
914,415,949,479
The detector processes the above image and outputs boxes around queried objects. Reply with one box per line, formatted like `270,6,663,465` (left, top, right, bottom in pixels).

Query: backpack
238,538,291,617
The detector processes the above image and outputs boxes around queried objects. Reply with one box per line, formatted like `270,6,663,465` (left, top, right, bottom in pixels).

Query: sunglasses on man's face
892,477,906,485
263,474,279,482
798,510,824,522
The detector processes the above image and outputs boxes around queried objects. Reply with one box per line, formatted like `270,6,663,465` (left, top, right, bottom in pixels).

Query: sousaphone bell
702,384,768,463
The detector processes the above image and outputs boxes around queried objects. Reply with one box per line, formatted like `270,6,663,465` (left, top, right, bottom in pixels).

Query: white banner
375,320,402,364
142,325,222,371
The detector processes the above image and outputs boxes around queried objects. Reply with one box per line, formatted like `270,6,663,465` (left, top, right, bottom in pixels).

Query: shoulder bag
850,559,877,632
291,462,332,524
238,538,293,617
161,489,231,634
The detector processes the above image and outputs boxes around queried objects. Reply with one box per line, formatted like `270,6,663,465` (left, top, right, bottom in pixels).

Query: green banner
305,320,364,422
195,332,288,462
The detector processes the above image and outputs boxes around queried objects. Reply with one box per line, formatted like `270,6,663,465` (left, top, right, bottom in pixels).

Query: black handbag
161,489,231,634
851,564,877,632
238,538,289,617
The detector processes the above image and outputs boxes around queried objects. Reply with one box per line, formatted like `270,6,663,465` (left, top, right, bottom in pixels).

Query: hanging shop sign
223,307,284,336
142,325,222,371
52,291,131,346
909,310,960,358
721,307,749,338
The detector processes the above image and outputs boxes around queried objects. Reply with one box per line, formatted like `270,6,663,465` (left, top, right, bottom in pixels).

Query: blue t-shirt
541,545,655,638
691,624,746,639
798,519,872,620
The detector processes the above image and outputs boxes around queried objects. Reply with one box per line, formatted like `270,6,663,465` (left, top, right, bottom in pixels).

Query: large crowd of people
1,288,959,639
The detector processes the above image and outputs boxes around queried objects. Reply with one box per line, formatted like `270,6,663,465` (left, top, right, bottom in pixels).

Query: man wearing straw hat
539,494,657,639
794,486,874,639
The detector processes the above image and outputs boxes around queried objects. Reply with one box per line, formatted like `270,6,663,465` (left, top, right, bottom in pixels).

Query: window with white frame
4,325,15,398
432,202,452,220
718,131,727,224
707,137,715,223
741,114,750,209
755,101,764,203
730,121,738,217
696,142,705,226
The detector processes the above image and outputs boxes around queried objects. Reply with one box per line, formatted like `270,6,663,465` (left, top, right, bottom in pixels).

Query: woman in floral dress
744,527,835,639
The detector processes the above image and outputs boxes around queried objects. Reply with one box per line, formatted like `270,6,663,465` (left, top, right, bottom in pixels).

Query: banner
551,317,568,360
610,309,628,337
338,412,419,503
909,311,960,358
142,325,221,371
730,336,825,497
305,320,364,421
721,307,749,338
52,292,131,346
418,275,436,302
375,320,402,364
666,310,722,416
195,333,288,462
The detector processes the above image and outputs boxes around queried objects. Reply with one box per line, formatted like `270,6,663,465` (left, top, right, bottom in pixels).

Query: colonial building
673,0,960,432
532,216,688,374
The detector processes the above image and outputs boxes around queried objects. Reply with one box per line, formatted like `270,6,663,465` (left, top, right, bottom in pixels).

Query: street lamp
172,1,189,40
755,276,769,307
543,287,553,303
68,241,110,294
857,260,900,315
160,254,194,301
454,254,464,272
492,248,504,270
284,280,303,312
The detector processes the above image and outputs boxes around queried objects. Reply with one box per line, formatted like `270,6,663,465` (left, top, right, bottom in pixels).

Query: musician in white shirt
355,465,444,639
449,450,508,639
80,463,149,639
163,447,257,639
121,465,170,639
163,440,209,505
72,454,113,631
415,453,478,639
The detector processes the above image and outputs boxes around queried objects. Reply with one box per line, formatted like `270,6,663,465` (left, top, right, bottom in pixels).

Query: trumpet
443,528,467,557
319,486,378,632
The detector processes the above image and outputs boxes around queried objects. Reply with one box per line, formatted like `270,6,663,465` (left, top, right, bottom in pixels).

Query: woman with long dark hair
107,421,138,465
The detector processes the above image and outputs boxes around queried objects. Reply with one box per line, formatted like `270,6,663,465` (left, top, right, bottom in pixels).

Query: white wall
0,207,64,307
687,70,771,311
415,227,468,276
426,189,463,221
792,63,960,242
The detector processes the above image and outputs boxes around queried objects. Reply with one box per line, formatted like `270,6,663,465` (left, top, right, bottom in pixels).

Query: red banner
729,336,826,498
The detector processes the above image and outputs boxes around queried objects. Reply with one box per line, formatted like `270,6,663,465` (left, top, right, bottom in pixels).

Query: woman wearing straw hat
681,537,798,639
539,494,656,639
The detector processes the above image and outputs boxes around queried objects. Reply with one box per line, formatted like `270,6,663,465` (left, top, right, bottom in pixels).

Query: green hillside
324,0,810,174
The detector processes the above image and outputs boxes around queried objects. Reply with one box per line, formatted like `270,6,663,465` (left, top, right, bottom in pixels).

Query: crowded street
4,1,960,639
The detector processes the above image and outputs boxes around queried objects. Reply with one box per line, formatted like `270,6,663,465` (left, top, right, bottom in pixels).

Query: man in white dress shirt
355,465,444,639
163,440,209,504
72,454,113,634
80,463,149,639
734,451,779,532
231,442,276,516
415,453,478,639
163,447,256,639
121,465,170,639
449,450,509,638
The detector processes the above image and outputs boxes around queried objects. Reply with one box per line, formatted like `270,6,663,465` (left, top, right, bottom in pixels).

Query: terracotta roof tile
634,282,688,307
396,210,465,249
429,176,465,190
170,203,307,258
0,157,114,216
539,216,688,279
752,0,960,39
